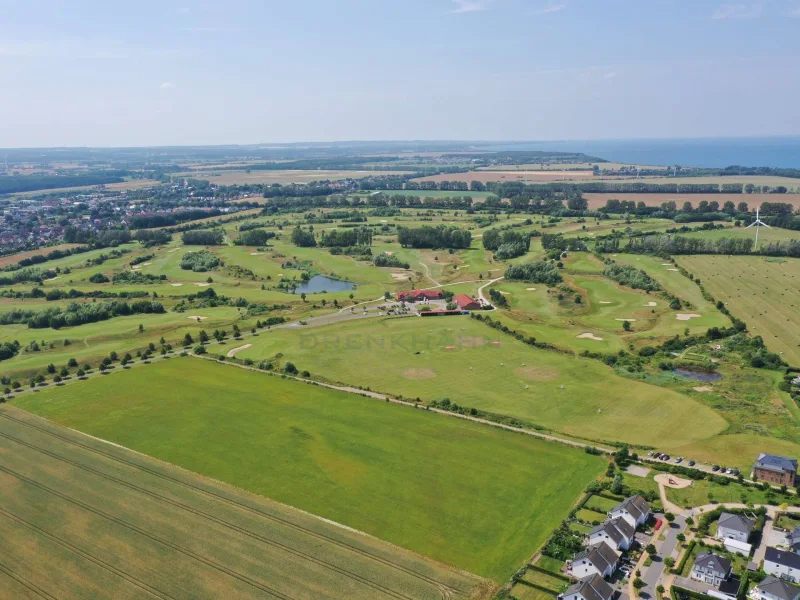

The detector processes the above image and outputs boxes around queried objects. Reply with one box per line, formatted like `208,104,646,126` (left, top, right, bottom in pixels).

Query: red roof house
396,289,444,302
453,294,482,310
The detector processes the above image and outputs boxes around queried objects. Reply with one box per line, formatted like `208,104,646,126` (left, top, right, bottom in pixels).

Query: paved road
477,276,504,305
640,515,687,600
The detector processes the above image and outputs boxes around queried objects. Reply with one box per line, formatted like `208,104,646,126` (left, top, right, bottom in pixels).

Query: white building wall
764,561,800,583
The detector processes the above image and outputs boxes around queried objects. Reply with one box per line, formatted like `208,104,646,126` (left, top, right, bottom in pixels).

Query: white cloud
712,2,765,19
603,71,618,79
449,0,491,14
531,2,567,15
160,81,176,89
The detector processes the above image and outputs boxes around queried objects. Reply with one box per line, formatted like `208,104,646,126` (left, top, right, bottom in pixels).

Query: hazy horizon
4,0,800,147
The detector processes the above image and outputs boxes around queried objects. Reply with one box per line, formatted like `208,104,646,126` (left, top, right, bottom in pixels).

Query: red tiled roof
453,294,481,309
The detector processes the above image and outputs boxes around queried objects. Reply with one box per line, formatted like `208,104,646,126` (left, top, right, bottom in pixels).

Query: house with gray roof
717,512,755,544
788,527,800,553
560,574,615,600
765,547,800,583
570,543,620,579
691,553,732,587
754,454,798,487
587,517,636,552
608,495,650,529
749,576,800,600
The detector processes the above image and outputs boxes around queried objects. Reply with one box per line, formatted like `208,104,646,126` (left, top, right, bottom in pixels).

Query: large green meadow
13,358,605,582
237,315,727,448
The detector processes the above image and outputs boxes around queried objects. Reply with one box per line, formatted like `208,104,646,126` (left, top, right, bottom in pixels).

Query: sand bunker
661,263,672,266
693,385,713,392
577,333,604,341
498,291,510,295
142,262,152,266
489,341,502,346
444,346,456,350
403,368,437,380
132,265,141,270
515,365,560,382
250,252,262,256
195,283,210,287
655,473,693,489
384,251,394,255
526,287,537,291
226,344,252,358
667,268,679,272
676,313,702,321
44,276,61,282
187,315,208,321
615,318,637,322
170,283,183,287
644,302,657,307
168,248,180,252
599,301,612,304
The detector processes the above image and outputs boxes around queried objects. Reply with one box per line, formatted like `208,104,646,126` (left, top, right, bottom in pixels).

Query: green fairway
677,255,800,367
13,357,605,582
236,316,728,448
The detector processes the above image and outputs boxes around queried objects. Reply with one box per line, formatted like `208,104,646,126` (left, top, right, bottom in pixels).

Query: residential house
569,544,620,579
765,547,800,583
608,495,651,529
788,527,800,553
717,513,755,544
749,576,800,600
560,574,615,600
587,517,636,552
452,294,482,310
691,553,732,587
753,454,798,487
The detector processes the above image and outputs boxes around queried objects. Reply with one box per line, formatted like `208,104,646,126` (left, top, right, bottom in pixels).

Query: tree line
396,225,471,249
0,300,165,329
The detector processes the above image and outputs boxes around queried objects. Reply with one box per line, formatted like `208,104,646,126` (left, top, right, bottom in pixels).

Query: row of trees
182,229,224,245
504,260,563,284
0,300,165,329
319,226,373,247
396,225,471,249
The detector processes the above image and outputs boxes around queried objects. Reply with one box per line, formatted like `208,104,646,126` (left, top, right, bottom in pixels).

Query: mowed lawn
237,317,728,448
13,358,606,582
677,255,800,367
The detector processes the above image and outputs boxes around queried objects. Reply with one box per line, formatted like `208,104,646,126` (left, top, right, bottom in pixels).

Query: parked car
675,457,683,463
731,469,740,476
662,454,671,461
688,460,696,466
648,451,655,456
725,468,734,474
712,465,720,471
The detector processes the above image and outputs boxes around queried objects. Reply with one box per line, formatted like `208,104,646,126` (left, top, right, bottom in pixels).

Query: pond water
290,275,355,294
672,369,723,382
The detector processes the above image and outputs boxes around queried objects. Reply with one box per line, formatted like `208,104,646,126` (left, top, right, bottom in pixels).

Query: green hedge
672,540,696,575
527,565,571,582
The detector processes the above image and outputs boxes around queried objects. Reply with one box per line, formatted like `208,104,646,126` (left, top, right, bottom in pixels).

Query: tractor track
0,507,174,600
0,430,418,600
0,411,468,599
0,558,61,600
0,463,298,600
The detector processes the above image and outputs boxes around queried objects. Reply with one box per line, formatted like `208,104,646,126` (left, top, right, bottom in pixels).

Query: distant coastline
484,137,800,169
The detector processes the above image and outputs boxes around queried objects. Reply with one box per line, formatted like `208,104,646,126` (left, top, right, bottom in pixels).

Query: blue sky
2,0,800,146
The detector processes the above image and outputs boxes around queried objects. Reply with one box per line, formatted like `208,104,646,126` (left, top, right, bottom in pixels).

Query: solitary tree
646,543,657,556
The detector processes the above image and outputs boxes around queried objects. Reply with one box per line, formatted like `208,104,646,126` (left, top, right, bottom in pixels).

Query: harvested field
13,358,605,582
174,170,414,186
0,405,485,600
412,170,595,184
584,193,800,210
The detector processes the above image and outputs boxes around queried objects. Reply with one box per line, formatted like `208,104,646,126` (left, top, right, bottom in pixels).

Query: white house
765,547,800,583
560,574,615,600
717,513,755,544
569,544,620,579
749,575,800,600
587,517,636,552
723,538,753,557
608,495,650,529
691,553,732,587
788,527,800,553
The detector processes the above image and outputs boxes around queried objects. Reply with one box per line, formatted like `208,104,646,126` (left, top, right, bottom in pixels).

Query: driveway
640,516,687,600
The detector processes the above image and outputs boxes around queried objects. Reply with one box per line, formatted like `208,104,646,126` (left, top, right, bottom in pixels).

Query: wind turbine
746,207,771,250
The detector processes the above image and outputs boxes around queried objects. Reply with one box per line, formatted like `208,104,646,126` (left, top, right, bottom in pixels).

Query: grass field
411,170,595,184
677,255,800,366
665,479,779,510
0,405,486,600
235,315,728,448
12,358,605,582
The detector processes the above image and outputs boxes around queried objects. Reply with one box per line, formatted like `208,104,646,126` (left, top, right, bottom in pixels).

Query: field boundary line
0,558,60,600
0,430,421,600
0,409,475,598
0,507,175,600
0,463,299,600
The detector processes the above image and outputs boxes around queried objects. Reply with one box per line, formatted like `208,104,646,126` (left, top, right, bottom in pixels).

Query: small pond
290,275,355,294
672,369,723,382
